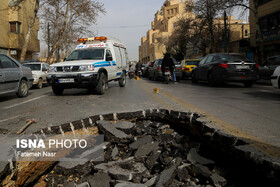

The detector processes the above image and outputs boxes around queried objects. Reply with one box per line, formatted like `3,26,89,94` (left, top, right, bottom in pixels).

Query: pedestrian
161,52,175,82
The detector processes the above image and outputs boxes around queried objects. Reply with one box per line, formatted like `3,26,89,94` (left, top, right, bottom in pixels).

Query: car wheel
37,79,43,89
17,79,29,97
96,72,106,95
244,81,254,87
52,85,64,95
119,72,126,87
191,72,197,83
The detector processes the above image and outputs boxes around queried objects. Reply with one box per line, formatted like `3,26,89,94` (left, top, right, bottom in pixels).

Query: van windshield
66,49,105,61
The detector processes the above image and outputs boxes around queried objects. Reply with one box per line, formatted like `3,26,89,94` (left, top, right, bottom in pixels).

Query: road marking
0,115,20,123
3,95,47,109
260,89,273,93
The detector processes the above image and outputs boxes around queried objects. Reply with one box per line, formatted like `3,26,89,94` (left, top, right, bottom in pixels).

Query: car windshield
218,54,246,60
23,64,41,70
66,49,105,61
186,61,199,66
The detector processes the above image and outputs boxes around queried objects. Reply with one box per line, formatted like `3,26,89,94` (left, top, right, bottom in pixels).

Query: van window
106,50,113,60
113,46,122,64
120,48,127,66
66,49,105,61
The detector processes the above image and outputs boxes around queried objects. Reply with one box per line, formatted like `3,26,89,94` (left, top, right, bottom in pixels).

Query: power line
94,25,149,29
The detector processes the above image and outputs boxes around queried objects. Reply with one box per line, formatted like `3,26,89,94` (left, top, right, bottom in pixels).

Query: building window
259,11,280,33
9,22,21,33
258,0,272,6
245,29,248,36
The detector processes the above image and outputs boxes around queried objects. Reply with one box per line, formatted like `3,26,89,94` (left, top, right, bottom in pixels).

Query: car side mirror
42,68,47,71
106,56,113,61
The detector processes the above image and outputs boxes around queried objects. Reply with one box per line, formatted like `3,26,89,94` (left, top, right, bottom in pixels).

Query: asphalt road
0,78,279,148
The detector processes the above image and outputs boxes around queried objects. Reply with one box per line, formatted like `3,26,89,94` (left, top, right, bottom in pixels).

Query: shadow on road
243,91,280,101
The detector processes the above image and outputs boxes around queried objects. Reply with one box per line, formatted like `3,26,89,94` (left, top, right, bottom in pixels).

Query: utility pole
47,22,50,60
224,11,228,53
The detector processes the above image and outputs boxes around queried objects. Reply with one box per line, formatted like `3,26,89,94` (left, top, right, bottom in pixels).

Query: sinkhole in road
0,109,279,187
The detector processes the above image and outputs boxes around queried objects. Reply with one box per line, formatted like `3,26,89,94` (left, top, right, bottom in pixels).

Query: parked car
23,62,49,89
142,61,154,77
174,59,183,81
181,59,200,78
191,53,258,87
271,66,280,89
0,54,33,97
148,59,182,81
259,55,280,80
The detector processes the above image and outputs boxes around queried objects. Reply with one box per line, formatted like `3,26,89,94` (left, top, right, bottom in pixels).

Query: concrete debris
94,157,147,181
5,111,275,187
111,146,119,160
187,148,215,165
88,172,111,187
210,173,227,187
113,121,136,129
75,182,90,187
135,141,159,158
129,135,153,150
144,176,158,186
115,181,147,187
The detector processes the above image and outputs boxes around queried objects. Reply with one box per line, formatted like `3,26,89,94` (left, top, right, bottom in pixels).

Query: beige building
249,0,280,61
139,0,195,63
139,0,251,62
210,16,250,55
0,0,40,60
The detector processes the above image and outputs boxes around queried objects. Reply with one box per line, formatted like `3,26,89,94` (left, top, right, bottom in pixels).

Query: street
0,78,280,148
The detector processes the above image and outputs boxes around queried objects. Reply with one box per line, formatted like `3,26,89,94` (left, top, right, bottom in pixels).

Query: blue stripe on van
116,72,122,76
93,61,116,67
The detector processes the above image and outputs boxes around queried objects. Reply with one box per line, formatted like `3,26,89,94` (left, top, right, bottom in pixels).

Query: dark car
0,54,34,97
259,56,280,80
143,61,154,77
191,53,258,87
148,59,182,81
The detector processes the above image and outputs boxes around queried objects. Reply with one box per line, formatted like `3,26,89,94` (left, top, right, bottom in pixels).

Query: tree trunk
19,0,39,61
46,0,70,64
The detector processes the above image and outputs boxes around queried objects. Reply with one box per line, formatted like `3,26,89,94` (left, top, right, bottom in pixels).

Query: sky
93,0,165,61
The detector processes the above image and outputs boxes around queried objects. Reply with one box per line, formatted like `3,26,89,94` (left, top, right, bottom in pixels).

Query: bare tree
40,0,105,63
224,0,263,62
194,0,226,53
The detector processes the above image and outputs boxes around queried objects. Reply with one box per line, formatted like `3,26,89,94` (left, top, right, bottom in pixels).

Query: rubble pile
45,120,227,187
1,109,279,187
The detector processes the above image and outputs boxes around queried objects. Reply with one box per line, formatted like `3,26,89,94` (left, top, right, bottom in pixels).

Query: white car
23,62,49,89
271,66,280,89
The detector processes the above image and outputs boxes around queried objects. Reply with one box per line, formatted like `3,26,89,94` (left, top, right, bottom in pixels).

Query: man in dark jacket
161,53,175,82
135,61,142,76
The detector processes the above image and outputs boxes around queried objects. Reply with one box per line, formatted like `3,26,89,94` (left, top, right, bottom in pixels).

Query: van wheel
96,73,106,95
17,80,29,97
119,73,126,87
37,79,43,89
52,85,64,95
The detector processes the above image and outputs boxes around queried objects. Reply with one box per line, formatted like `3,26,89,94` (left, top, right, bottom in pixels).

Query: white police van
47,36,129,95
